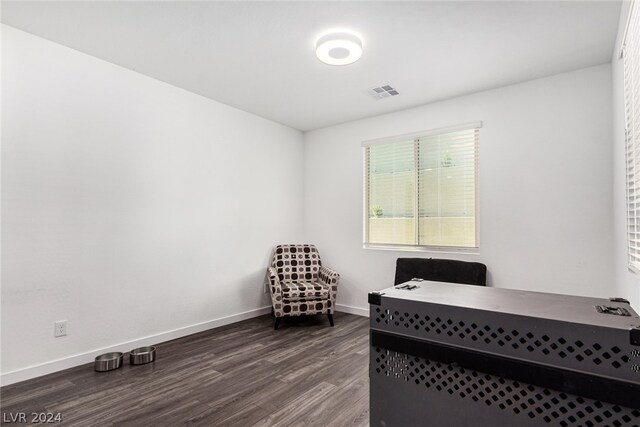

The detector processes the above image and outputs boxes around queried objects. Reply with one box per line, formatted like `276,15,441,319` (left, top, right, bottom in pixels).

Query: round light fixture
315,30,363,66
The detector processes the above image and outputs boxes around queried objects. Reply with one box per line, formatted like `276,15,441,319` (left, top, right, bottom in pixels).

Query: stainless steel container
94,352,123,372
129,346,156,365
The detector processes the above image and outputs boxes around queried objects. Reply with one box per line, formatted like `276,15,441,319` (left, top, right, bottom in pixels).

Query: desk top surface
376,281,640,330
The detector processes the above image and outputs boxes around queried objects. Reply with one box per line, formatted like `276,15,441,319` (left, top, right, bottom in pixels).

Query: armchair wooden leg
327,313,334,327
274,317,281,330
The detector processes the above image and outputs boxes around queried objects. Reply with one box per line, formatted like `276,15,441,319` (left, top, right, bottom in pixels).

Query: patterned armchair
267,244,339,330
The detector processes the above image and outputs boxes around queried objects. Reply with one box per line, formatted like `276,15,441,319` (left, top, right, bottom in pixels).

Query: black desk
368,281,640,426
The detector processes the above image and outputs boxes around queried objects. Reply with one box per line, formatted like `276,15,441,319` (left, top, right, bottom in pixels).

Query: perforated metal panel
372,347,640,427
371,298,640,383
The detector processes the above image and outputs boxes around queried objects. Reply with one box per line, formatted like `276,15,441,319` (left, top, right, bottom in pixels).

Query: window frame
622,1,640,275
362,122,481,253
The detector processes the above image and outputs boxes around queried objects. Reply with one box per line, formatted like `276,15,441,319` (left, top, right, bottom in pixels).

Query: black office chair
394,258,487,286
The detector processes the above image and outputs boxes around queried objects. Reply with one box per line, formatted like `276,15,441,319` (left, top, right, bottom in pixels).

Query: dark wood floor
1,313,370,427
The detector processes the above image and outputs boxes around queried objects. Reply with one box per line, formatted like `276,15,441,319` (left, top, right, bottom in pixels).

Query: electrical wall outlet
54,320,67,337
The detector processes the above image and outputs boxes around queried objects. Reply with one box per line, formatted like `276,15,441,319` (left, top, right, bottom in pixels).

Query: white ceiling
2,1,622,131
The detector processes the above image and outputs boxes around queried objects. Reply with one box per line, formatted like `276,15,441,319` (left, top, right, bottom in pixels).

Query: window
363,122,480,251
624,2,640,273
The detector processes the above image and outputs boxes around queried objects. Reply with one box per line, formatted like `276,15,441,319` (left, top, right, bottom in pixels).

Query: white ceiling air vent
368,84,399,99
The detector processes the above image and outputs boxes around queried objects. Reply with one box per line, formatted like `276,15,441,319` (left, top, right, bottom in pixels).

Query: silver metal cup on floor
94,352,123,372
129,346,156,365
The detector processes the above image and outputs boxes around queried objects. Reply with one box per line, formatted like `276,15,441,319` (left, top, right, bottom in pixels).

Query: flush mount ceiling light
315,30,363,66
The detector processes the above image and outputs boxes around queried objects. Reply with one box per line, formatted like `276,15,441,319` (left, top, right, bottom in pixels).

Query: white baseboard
0,306,272,387
336,303,369,317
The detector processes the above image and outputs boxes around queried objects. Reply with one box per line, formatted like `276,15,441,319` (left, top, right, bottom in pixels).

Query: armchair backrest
271,244,322,283
394,257,487,286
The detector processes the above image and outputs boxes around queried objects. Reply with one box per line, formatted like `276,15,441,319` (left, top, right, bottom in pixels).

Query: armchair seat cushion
282,281,330,302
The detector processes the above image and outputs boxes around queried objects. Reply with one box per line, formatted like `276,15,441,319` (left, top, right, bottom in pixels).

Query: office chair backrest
394,258,487,286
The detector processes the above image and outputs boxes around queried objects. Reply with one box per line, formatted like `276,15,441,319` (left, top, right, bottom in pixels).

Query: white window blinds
623,2,640,273
364,122,480,250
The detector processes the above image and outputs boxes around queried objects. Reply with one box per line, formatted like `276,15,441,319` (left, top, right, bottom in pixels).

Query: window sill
363,243,479,255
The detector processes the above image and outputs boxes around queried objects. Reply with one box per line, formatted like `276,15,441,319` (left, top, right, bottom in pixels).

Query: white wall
304,64,614,315
612,3,640,309
1,26,304,384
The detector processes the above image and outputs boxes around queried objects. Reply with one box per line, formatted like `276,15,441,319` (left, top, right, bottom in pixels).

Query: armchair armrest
319,265,339,283
268,267,287,318
319,265,340,308
267,267,282,296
